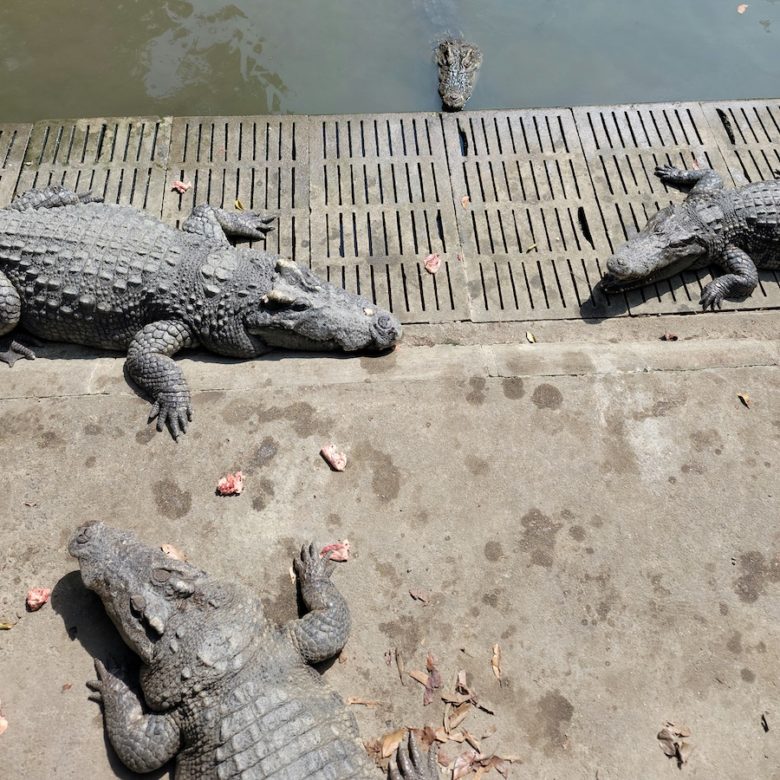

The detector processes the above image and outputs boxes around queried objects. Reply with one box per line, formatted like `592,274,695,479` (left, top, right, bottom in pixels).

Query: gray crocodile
414,0,482,110
603,165,780,309
70,522,438,779
0,186,401,438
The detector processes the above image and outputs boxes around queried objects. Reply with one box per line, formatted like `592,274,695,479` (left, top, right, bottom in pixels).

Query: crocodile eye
151,568,171,584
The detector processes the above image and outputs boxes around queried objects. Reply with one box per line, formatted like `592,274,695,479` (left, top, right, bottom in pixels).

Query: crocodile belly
201,668,375,780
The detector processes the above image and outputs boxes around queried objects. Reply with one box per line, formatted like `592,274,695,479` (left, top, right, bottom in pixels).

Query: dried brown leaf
409,588,430,605
738,392,751,408
234,199,245,211
320,444,347,471
395,648,406,685
0,621,17,630
461,195,471,209
491,644,502,682
346,697,381,707
408,669,430,686
381,728,406,758
61,683,72,692
525,331,536,344
448,702,473,731
160,543,188,561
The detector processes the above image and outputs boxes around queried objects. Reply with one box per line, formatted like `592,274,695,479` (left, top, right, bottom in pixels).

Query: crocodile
0,186,401,438
603,165,780,309
69,522,438,779
414,0,482,110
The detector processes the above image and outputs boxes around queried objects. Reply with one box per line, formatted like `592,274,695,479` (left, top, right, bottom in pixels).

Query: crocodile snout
69,521,101,557
370,312,402,350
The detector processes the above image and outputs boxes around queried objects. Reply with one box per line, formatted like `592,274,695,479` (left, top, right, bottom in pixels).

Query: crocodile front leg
655,165,725,194
182,204,276,245
390,734,440,780
125,321,197,440
0,271,30,366
701,245,760,309
287,543,351,663
87,659,181,773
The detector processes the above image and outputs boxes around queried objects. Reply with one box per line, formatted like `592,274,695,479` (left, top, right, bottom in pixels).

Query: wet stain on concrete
482,590,500,608
681,463,706,475
631,394,687,421
727,631,742,654
353,443,401,502
135,427,155,445
326,513,342,529
152,479,192,520
250,478,275,512
378,617,422,655
465,455,489,475
257,401,329,438
501,377,525,400
375,559,403,589
600,416,640,475
690,428,723,452
484,541,503,562
85,455,96,468
719,602,729,615
531,383,563,410
360,351,397,374
733,550,780,602
38,430,65,449
518,508,563,568
568,525,586,542
465,376,487,405
741,668,756,683
246,437,279,473
529,690,575,754
83,423,102,436
261,571,298,625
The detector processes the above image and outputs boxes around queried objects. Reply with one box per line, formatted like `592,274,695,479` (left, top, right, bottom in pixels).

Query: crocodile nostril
76,525,93,545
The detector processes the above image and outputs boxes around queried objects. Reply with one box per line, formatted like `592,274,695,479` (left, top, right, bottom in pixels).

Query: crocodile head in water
435,38,482,111
603,204,710,291
219,254,402,355
70,522,209,665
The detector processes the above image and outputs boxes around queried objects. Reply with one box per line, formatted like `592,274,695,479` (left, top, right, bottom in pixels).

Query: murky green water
1,0,778,121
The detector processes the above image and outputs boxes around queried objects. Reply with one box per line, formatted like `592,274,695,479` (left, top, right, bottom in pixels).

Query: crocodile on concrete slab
69,522,439,779
0,186,401,438
602,165,780,310
414,0,482,110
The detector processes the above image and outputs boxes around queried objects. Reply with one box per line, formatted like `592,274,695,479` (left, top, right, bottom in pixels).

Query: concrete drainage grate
308,114,470,323
160,116,309,263
443,109,612,321
0,124,32,205
17,117,170,214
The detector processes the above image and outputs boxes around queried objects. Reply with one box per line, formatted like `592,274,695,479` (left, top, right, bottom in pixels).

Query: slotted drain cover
17,117,170,214
443,109,608,321
161,116,309,263
0,124,32,205
701,99,780,183
308,114,469,323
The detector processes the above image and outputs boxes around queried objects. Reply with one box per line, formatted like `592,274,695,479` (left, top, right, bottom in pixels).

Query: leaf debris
657,721,693,767
737,392,751,408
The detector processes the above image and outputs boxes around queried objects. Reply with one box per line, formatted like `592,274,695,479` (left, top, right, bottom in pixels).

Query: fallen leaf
160,543,187,561
216,471,244,496
525,243,538,253
320,444,347,472
490,644,502,683
26,587,51,612
235,198,245,211
461,195,471,209
424,653,442,705
660,332,678,342
447,702,473,731
320,539,350,561
409,588,431,605
658,722,693,767
737,3,748,12
171,180,192,194
738,392,751,408
381,728,406,758
0,621,17,630
61,683,72,692
395,648,406,685
288,565,296,585
408,669,430,686
23,502,37,507
525,331,536,344
424,253,442,274
761,713,769,732
347,697,381,707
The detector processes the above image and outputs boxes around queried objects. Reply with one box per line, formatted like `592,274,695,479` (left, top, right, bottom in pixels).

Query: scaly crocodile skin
69,524,437,780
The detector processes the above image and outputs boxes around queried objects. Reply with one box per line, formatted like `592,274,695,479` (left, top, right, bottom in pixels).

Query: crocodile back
722,181,780,268
0,203,208,347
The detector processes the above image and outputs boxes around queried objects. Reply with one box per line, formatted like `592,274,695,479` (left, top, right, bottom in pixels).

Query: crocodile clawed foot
699,281,726,311
148,392,193,441
389,733,439,780
238,210,277,239
294,542,335,584
0,338,37,366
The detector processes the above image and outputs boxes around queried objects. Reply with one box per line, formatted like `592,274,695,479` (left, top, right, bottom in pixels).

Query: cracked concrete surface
0,313,778,779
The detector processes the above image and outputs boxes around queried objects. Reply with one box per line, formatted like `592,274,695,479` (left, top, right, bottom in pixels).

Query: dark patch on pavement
518,508,563,568
353,443,401,502
465,376,487,405
378,617,422,656
135,427,155,445
261,571,298,626
83,423,102,436
360,351,397,374
741,668,756,683
153,479,192,520
529,690,575,754
501,377,525,399
727,631,742,654
85,455,96,468
250,478,275,512
246,437,279,473
531,383,563,410
733,550,780,602
568,525,586,542
465,455,489,475
484,541,503,561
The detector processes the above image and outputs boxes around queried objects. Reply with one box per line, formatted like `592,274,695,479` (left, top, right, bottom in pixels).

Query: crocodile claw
700,280,726,311
148,392,193,441
0,338,37,366
293,542,335,584
389,733,439,780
